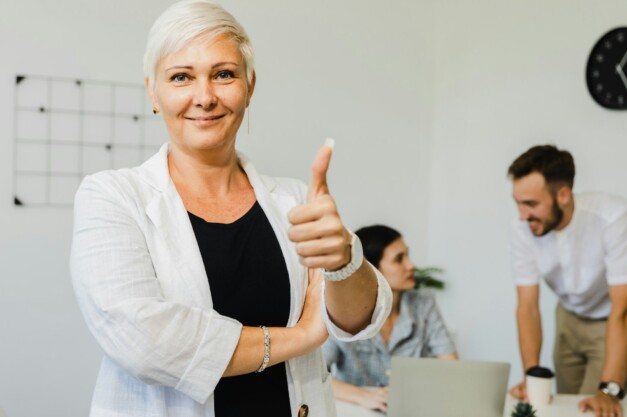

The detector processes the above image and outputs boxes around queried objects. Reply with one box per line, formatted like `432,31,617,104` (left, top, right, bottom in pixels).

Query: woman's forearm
224,269,328,376
224,326,309,376
324,260,379,334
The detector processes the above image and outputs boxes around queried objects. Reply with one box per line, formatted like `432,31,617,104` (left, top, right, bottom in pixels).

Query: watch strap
599,381,625,400
321,231,363,282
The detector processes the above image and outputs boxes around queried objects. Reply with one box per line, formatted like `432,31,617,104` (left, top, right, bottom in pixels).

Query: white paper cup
526,366,554,407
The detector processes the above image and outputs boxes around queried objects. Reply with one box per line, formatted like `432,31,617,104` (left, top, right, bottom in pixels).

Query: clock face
586,27,627,110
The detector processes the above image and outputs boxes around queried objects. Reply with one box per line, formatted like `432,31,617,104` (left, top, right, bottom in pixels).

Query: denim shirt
322,289,455,387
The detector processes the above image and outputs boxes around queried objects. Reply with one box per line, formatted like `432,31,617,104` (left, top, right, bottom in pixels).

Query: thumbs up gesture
288,139,352,271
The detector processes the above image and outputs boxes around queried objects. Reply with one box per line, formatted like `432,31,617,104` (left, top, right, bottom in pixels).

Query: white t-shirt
511,192,627,318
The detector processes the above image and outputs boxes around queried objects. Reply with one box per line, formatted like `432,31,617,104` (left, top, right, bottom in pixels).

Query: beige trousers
553,304,607,394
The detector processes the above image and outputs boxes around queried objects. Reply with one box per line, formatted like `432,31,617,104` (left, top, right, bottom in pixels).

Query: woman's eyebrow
164,65,193,72
164,62,239,72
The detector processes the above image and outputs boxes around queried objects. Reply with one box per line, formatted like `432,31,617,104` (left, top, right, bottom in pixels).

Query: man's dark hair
507,145,575,189
355,225,402,269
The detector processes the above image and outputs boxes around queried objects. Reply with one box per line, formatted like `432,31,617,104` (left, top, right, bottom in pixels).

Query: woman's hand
290,140,384,335
295,268,328,349
288,140,351,271
332,377,389,412
224,268,327,376
354,386,388,412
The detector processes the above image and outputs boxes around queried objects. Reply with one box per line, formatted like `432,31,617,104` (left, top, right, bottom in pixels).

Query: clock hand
620,50,627,69
617,64,627,91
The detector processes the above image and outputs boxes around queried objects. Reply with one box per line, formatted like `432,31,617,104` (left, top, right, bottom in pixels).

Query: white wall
428,0,627,387
1,0,626,416
0,1,433,416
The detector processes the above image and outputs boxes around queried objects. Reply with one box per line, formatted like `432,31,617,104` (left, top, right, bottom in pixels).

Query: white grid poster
13,74,167,207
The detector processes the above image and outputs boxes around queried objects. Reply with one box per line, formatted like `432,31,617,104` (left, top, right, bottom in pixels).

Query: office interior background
1,0,627,416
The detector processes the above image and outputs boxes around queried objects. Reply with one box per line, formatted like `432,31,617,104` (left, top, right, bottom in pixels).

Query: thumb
307,138,334,202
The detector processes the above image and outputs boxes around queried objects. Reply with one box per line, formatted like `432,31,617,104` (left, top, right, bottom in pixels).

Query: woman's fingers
288,196,350,270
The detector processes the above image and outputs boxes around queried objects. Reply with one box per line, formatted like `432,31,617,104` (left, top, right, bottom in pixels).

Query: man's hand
578,391,623,417
509,381,528,401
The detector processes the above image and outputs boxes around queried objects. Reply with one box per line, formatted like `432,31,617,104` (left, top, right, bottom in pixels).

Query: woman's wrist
255,326,271,373
292,320,322,354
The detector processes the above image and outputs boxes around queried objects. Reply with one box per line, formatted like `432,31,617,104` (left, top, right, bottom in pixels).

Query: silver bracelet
256,326,270,373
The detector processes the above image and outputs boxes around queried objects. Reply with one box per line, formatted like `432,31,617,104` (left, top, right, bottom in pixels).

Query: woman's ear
246,71,256,107
145,77,158,112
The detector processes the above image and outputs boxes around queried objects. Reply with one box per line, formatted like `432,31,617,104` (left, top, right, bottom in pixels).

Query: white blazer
71,144,392,417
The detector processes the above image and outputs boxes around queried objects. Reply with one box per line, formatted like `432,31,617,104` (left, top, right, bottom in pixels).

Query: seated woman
323,225,458,412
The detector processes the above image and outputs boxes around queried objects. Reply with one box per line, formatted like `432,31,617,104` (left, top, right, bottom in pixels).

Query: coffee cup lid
526,366,554,378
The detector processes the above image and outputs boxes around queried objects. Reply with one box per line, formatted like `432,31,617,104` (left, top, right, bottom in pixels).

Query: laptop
387,357,511,417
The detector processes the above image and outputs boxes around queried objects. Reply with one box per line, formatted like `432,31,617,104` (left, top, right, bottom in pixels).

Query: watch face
586,27,627,110
606,382,621,396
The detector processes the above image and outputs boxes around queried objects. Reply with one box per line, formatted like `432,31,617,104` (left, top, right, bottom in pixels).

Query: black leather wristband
599,381,625,400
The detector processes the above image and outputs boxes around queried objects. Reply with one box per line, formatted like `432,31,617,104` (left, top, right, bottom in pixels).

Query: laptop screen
387,357,510,417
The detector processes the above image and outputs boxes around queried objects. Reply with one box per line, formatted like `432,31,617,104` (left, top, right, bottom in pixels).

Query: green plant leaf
413,267,445,290
510,401,537,417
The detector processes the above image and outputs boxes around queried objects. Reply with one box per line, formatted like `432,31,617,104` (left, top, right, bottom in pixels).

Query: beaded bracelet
256,325,271,373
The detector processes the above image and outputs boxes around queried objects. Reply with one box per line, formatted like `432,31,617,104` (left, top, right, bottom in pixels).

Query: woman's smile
185,114,226,127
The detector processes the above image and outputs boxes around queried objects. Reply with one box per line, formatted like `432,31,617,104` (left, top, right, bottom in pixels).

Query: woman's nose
193,80,217,109
406,258,415,271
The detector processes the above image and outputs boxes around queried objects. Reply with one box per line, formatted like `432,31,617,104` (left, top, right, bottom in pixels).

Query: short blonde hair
143,0,255,87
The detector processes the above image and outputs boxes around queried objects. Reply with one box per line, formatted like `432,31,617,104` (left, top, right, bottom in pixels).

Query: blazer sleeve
70,173,242,404
321,261,392,342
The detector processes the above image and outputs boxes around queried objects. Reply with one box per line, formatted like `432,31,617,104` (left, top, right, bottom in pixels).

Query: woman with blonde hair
70,2,391,416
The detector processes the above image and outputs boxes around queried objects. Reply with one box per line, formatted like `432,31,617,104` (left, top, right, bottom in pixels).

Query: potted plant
510,402,537,417
414,266,445,290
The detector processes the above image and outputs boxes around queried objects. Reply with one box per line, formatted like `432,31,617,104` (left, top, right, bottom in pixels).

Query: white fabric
70,143,392,417
511,192,627,318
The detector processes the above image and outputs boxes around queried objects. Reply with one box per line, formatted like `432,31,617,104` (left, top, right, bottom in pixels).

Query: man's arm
509,284,542,400
578,284,627,417
517,285,543,372
602,284,627,387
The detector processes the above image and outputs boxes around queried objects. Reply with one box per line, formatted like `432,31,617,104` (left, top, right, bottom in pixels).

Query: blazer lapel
141,144,212,309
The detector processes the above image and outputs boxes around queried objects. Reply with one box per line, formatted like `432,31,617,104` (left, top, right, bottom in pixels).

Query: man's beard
528,199,563,237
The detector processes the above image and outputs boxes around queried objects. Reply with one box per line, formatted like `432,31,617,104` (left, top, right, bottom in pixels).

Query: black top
188,201,292,417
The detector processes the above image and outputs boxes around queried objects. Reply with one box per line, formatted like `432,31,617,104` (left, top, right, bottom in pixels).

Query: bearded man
507,145,627,417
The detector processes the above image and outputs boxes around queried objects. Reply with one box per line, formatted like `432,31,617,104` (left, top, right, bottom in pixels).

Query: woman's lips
186,114,225,126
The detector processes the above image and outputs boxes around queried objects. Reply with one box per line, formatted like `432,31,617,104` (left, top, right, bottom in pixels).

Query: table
336,395,627,416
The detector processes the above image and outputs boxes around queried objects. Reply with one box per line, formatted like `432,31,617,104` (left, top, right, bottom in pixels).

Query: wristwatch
321,231,363,282
599,381,625,400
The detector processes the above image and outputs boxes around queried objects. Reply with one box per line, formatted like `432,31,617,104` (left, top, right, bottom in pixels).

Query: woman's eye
216,70,235,80
171,74,189,83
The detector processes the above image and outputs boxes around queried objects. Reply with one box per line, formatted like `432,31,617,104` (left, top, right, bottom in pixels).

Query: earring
153,107,159,115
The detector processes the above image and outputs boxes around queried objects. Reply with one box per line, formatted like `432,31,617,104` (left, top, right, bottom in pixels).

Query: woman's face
148,34,254,155
377,238,416,292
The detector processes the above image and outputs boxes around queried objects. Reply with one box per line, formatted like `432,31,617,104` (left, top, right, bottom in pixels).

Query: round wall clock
586,27,627,110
